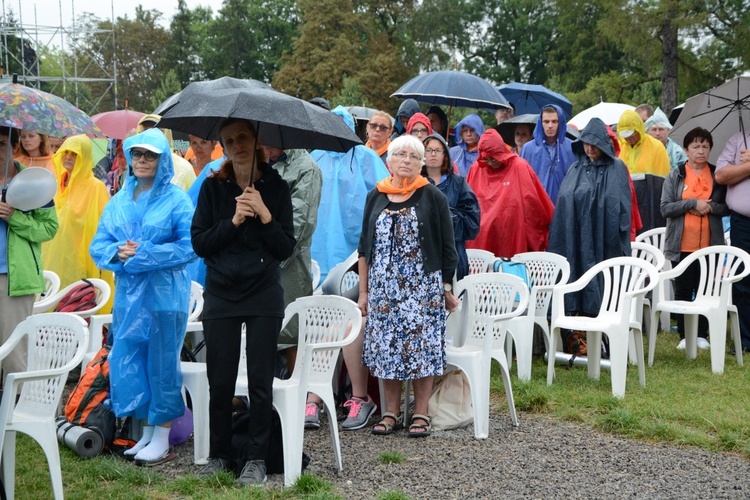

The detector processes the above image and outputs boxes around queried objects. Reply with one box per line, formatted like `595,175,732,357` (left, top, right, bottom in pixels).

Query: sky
7,0,224,31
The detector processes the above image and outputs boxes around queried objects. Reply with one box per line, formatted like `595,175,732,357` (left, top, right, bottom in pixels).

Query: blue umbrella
497,82,573,120
391,70,510,110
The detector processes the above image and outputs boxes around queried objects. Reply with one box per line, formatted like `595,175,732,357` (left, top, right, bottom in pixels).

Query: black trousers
730,212,750,350
672,252,708,339
203,315,280,462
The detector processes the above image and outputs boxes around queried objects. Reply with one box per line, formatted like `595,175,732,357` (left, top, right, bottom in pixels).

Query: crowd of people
2,87,750,488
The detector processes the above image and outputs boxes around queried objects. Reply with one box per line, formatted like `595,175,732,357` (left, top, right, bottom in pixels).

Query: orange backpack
65,346,115,445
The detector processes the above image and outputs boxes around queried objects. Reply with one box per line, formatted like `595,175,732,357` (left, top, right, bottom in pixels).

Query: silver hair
386,134,425,165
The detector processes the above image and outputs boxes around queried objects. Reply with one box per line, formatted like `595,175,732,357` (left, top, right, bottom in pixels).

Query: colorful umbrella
91,110,146,139
0,80,102,138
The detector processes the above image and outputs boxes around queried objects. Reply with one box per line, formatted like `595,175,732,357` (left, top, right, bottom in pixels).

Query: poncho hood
532,103,569,146
52,134,95,187
123,128,175,196
572,118,617,162
396,99,420,119
644,107,672,131
454,114,485,145
617,110,647,147
477,129,514,166
406,113,434,135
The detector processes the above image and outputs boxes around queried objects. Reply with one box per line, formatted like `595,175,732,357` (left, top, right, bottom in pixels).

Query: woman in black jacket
191,118,295,486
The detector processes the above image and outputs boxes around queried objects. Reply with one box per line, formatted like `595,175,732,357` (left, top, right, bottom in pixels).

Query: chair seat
657,298,719,315
554,316,619,333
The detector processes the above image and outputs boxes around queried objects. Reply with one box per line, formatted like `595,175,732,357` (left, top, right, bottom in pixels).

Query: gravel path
157,403,750,499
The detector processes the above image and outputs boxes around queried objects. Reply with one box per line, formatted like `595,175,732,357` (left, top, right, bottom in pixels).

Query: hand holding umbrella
233,185,271,226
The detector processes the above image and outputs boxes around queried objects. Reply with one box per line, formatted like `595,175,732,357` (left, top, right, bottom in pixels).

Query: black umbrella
155,77,362,153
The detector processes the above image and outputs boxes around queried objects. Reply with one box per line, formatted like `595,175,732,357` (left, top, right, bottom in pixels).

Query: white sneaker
696,337,710,350
676,338,686,350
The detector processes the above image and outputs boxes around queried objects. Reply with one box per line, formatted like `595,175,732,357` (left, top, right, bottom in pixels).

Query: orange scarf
366,139,390,158
376,175,429,195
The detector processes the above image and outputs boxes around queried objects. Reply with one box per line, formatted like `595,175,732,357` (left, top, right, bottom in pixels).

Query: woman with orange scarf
358,135,458,438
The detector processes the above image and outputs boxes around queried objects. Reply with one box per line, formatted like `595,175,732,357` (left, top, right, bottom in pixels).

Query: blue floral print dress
362,203,446,380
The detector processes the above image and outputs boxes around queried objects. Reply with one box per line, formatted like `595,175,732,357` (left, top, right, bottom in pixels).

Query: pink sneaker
304,402,320,429
341,396,377,430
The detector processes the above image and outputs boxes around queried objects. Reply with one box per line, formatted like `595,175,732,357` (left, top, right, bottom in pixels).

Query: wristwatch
443,283,453,292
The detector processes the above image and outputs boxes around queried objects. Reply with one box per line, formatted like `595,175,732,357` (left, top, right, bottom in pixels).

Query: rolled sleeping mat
544,352,612,370
56,417,105,458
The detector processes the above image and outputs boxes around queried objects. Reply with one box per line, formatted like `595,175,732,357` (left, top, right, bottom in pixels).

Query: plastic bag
428,370,473,430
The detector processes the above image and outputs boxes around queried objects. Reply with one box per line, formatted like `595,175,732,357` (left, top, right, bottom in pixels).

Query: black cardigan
191,164,296,318
358,183,457,282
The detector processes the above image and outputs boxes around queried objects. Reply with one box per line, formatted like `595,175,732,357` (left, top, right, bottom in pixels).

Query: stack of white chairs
635,227,670,330
628,242,666,364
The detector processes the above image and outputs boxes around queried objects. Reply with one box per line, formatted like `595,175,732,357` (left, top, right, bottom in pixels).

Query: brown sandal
408,414,432,438
371,412,403,435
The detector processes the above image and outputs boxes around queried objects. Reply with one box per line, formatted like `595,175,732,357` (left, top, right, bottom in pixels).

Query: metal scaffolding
0,0,118,113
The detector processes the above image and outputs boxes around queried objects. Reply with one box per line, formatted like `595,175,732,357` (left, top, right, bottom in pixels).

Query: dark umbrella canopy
497,82,573,120
496,113,580,147
155,77,361,152
670,76,750,164
391,70,510,110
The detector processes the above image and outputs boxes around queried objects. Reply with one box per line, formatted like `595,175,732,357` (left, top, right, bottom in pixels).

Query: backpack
54,279,98,314
64,346,116,448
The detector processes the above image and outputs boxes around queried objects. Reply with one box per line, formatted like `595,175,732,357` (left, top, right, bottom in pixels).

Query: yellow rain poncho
617,110,671,232
43,134,114,311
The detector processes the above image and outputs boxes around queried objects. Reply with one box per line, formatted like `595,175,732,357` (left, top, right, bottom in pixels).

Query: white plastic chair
32,270,61,314
32,278,111,320
547,257,658,398
503,252,570,381
466,249,496,274
446,273,529,439
636,227,671,330
648,245,750,373
234,296,361,486
628,242,665,364
0,313,89,500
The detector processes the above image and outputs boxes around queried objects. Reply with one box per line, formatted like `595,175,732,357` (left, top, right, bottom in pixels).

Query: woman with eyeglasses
405,113,433,142
422,133,480,280
365,111,394,165
90,128,197,466
358,135,458,438
44,135,114,300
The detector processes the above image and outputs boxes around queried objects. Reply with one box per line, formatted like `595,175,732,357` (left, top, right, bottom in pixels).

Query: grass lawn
11,329,750,499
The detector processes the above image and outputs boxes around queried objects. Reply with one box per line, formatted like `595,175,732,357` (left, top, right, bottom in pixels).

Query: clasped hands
117,239,138,263
232,185,271,226
689,199,713,217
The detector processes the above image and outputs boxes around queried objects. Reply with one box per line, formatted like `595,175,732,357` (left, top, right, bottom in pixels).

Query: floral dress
362,201,446,380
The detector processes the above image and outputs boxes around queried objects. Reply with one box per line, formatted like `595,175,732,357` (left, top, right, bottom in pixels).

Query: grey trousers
0,274,34,385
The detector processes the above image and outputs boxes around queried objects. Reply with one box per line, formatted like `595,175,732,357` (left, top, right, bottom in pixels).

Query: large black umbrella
154,77,362,153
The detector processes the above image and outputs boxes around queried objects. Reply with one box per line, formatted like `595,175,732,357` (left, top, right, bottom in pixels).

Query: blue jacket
432,173,480,280
310,106,390,280
519,103,576,204
449,114,485,177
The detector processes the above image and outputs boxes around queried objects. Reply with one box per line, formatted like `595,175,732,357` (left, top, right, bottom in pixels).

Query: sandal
371,412,403,435
408,414,432,438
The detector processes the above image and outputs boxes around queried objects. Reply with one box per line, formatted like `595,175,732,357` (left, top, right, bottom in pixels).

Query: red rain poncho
466,130,554,257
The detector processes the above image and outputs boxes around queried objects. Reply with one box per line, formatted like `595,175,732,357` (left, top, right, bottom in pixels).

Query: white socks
134,425,171,462
124,425,154,456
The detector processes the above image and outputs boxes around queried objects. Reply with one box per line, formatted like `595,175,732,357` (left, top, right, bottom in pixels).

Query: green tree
168,0,198,88
150,69,182,110
463,0,556,85
408,0,475,71
272,0,409,112
203,0,297,82
332,76,369,108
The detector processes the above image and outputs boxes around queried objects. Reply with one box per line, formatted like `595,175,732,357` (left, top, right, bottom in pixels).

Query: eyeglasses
410,128,429,136
393,151,422,162
131,150,159,162
425,148,445,156
368,123,391,132
480,157,500,165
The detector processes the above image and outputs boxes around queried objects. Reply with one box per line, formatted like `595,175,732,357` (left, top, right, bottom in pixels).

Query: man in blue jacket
520,104,576,204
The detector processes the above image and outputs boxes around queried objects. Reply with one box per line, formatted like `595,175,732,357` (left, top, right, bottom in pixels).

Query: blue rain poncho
186,157,224,285
90,128,197,425
310,106,390,280
449,114,485,177
519,103,577,204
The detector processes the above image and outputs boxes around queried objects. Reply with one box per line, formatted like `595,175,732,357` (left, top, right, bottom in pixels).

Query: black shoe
238,459,266,486
197,457,232,476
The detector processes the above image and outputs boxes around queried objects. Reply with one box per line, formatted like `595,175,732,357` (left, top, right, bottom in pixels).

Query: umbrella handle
1,187,6,203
